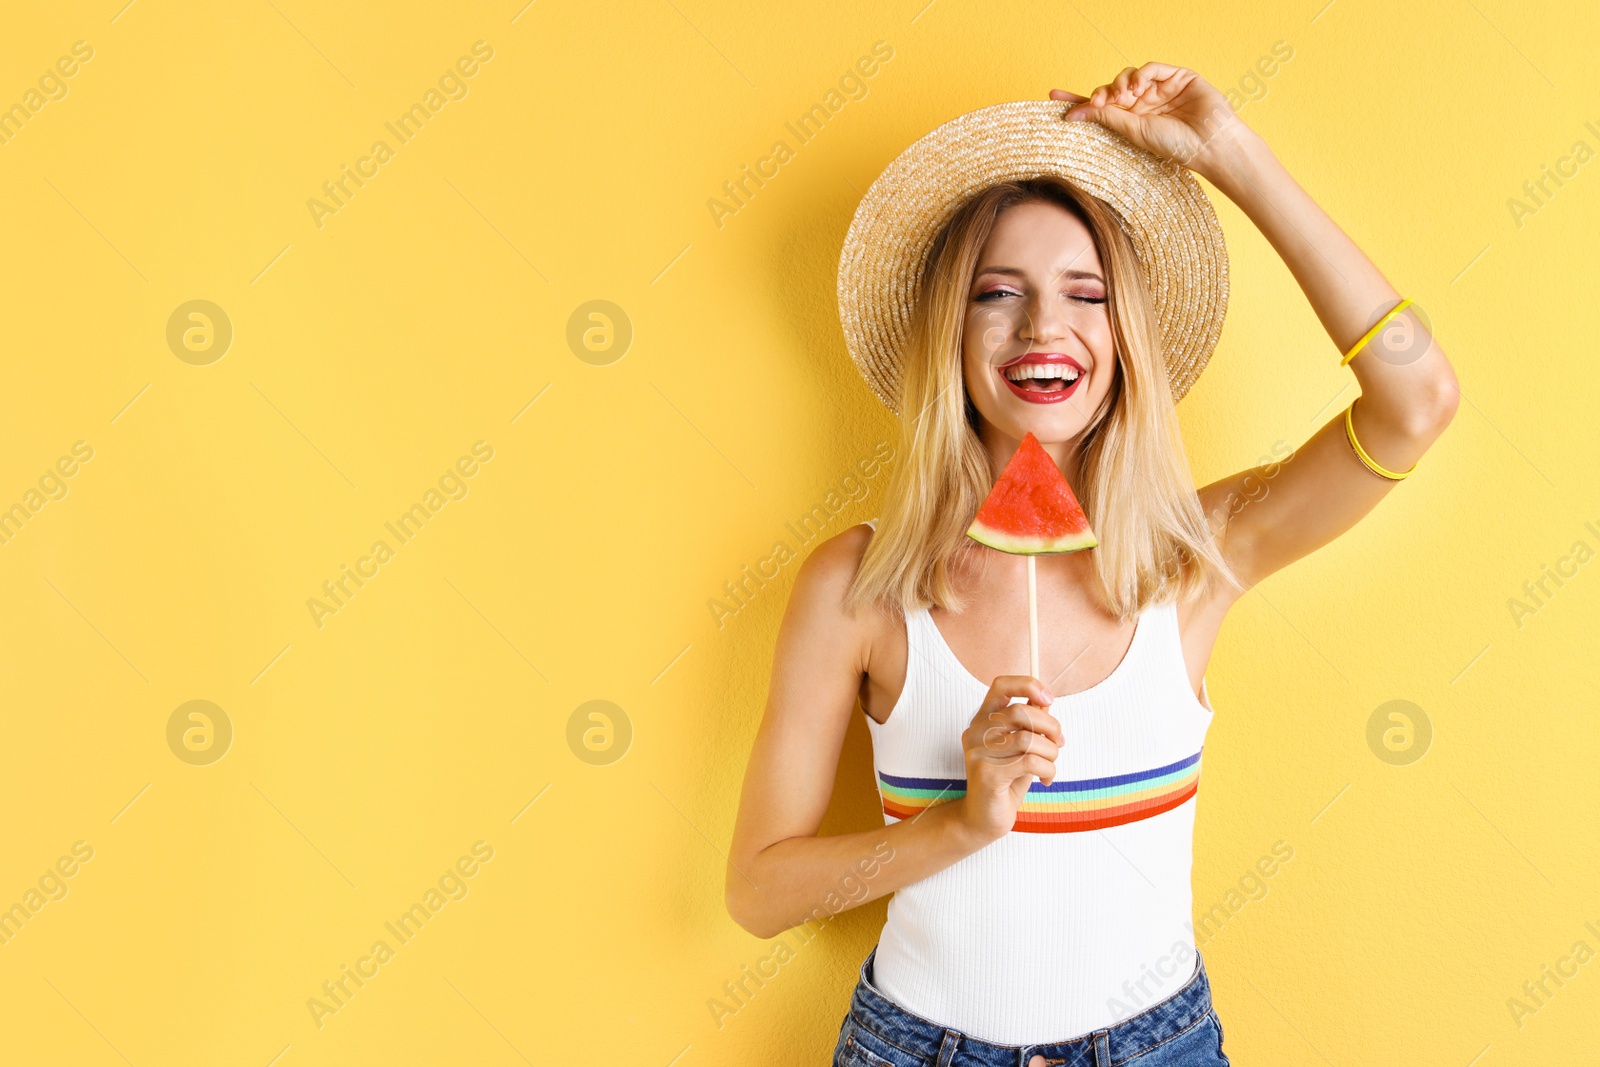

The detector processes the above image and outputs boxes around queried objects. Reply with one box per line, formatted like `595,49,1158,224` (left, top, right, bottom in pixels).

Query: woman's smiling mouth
999,352,1087,404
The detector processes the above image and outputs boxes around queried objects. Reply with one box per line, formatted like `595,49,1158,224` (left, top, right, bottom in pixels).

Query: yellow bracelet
1344,401,1417,480
1340,298,1414,367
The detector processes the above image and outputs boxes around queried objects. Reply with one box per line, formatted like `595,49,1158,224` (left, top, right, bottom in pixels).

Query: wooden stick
1027,554,1039,680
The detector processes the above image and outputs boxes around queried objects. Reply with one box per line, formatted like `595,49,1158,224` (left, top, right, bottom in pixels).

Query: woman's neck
948,540,1110,617
978,426,1082,479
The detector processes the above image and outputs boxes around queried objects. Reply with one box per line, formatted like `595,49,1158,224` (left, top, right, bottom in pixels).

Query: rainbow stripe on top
878,751,1201,834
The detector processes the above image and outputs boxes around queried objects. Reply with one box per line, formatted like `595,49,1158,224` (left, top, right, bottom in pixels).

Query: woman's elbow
725,858,779,938
725,879,784,940
1428,363,1462,427
1402,359,1461,437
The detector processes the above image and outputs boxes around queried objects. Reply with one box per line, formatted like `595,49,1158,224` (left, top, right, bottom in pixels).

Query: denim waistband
843,946,1214,1066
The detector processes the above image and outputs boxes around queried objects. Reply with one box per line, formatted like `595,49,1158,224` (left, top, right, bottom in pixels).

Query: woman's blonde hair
845,176,1240,621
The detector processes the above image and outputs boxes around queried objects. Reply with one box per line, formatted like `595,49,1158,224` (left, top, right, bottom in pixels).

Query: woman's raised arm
1057,64,1459,591
1193,112,1459,589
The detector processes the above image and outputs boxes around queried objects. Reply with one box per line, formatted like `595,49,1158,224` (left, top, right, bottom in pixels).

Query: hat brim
837,99,1229,416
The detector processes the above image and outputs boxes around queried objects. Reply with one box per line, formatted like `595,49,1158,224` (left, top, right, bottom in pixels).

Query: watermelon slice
967,432,1098,554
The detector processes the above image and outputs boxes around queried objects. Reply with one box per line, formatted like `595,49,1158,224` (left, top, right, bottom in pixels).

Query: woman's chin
981,408,1086,446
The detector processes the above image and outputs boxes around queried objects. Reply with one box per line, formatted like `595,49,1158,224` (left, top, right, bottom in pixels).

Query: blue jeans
832,947,1229,1066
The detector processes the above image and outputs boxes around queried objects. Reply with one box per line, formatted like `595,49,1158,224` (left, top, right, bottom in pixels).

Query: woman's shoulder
793,520,877,597
788,521,905,678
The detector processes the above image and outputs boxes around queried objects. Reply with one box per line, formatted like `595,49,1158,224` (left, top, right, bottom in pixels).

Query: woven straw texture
837,99,1229,416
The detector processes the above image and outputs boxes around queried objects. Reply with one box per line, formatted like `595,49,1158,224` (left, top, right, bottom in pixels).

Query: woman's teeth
1004,363,1082,392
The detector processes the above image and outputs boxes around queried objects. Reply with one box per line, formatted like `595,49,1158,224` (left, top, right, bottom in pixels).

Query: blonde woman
727,63,1458,1066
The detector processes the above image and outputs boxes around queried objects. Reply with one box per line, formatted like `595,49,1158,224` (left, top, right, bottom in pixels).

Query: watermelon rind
967,521,1098,555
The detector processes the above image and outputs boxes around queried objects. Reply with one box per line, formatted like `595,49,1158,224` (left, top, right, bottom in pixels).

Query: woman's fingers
1134,61,1185,85
973,701,1063,746
976,727,1060,764
1002,754,1058,788
979,675,1055,718
1106,66,1139,103
1092,67,1138,107
964,680,1065,794
1021,754,1057,785
1060,63,1190,113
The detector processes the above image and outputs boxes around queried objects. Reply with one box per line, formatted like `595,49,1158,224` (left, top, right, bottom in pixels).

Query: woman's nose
1023,295,1069,346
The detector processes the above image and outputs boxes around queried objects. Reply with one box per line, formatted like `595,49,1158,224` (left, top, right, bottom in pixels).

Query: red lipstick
998,352,1087,405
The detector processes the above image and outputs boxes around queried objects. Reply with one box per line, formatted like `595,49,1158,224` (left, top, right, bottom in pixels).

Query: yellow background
1,1,1596,1063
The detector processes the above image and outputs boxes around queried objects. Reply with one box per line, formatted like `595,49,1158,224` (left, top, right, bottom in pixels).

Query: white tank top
863,522,1215,1044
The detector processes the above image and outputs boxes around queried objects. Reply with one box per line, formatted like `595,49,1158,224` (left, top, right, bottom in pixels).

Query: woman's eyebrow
974,265,1105,282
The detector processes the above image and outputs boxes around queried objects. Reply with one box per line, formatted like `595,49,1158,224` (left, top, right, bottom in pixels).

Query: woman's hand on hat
1050,63,1248,177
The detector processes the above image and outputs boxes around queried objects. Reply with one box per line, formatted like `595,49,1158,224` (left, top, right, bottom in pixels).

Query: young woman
727,63,1458,1065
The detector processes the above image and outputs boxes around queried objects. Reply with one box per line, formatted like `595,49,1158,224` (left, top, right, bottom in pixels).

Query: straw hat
837,98,1229,416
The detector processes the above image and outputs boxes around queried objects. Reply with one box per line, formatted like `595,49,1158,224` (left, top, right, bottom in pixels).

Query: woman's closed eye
972,288,1106,304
